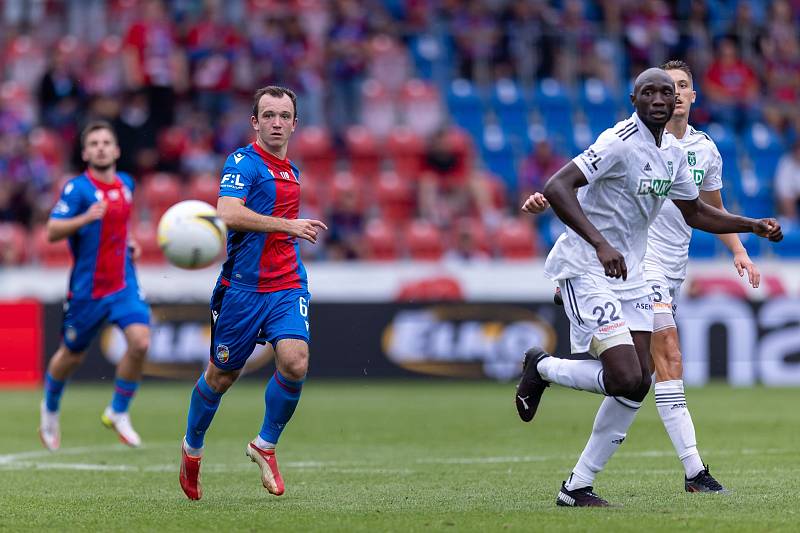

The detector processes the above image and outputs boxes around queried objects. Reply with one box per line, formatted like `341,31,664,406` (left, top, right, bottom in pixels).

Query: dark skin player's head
630,68,676,146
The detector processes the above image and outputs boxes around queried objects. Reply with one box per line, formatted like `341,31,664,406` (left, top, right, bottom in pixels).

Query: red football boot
179,442,203,500
245,441,285,496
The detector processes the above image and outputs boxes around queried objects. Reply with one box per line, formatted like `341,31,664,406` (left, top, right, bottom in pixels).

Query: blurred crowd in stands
1,0,800,266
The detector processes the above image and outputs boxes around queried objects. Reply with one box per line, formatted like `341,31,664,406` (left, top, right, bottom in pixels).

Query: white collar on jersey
631,112,673,150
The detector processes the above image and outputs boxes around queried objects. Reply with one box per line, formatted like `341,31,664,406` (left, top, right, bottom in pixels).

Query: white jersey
544,112,699,298
644,126,723,280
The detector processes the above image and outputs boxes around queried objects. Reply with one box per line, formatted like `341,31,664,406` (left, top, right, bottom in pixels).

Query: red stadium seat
400,79,443,138
131,222,164,265
443,127,474,169
363,219,399,261
32,225,72,267
386,127,423,179
481,172,509,209
29,127,64,169
395,276,464,301
494,218,538,259
140,173,182,222
345,125,382,180
405,220,444,261
186,172,219,206
0,222,29,265
375,171,414,223
360,78,395,138
330,171,362,206
290,126,336,179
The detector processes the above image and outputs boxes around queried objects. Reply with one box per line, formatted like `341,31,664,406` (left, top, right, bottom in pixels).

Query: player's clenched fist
595,242,628,280
284,219,328,244
752,218,783,242
84,201,108,222
521,192,549,214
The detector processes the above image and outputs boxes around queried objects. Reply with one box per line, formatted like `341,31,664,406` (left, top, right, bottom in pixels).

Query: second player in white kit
644,61,761,492
514,68,782,507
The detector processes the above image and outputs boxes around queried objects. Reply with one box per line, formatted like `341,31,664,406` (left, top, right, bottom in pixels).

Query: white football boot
39,400,61,451
101,406,142,447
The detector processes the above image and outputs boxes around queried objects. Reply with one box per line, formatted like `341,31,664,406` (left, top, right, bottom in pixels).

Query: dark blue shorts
209,282,311,371
62,285,151,352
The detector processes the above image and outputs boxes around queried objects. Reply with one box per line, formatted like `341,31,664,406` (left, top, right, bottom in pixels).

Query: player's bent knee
204,366,239,393
604,368,642,397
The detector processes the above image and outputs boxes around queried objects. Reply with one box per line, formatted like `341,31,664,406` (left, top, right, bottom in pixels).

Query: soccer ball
157,200,226,269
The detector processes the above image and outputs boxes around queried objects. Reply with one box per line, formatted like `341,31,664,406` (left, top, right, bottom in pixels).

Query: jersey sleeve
219,153,253,200
700,144,723,192
50,180,85,219
571,129,626,183
668,155,699,201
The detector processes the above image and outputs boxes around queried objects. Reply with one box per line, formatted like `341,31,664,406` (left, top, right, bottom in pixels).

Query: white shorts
559,274,654,358
645,271,684,316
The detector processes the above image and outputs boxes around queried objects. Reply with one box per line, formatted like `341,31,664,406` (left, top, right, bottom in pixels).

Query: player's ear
690,89,697,104
250,115,258,131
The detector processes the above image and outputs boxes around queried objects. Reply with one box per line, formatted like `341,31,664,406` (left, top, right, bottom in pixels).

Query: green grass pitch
1,381,798,532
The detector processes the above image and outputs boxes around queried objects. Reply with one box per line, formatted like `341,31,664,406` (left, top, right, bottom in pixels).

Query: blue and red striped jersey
50,171,137,300
217,142,307,293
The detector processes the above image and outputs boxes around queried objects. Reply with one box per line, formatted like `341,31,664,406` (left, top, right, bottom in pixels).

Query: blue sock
110,378,139,413
44,372,66,413
259,371,304,444
185,375,224,449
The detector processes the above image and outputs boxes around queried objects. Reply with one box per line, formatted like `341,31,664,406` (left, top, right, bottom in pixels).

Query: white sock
655,380,704,478
564,395,641,490
537,357,606,394
182,437,203,457
254,436,275,450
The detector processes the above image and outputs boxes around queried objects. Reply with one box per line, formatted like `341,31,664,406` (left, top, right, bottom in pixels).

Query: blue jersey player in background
39,121,151,451
179,86,327,500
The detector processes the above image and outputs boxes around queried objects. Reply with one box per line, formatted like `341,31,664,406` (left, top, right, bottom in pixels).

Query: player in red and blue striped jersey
39,121,151,451
179,86,327,500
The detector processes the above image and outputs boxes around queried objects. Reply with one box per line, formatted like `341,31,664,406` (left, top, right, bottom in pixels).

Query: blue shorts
62,285,151,352
209,282,311,371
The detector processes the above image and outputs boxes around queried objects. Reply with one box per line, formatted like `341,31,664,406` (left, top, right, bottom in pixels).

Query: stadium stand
1,0,799,264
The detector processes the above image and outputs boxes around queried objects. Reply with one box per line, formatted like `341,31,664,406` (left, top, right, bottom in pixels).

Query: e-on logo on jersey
637,178,673,197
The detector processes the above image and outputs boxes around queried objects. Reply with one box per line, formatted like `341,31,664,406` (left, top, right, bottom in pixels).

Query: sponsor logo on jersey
221,173,244,188
216,344,230,363
637,178,673,197
692,168,705,185
233,153,244,164
687,151,696,166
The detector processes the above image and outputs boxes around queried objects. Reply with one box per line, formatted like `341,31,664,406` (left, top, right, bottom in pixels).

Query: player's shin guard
655,379,704,478
536,357,606,395
110,378,139,413
185,375,223,450
565,395,640,491
44,372,66,413
259,371,304,445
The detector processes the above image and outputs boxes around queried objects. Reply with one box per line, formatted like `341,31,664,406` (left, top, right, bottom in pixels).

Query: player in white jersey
645,60,761,493
514,68,782,507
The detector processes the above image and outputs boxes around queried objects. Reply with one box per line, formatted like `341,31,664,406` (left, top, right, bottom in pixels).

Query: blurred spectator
184,0,241,121
704,37,760,131
623,0,678,75
325,178,364,260
449,0,502,83
418,128,496,227
37,41,84,139
123,0,188,131
113,90,159,174
518,141,567,200
444,218,490,261
775,139,800,223
326,0,369,141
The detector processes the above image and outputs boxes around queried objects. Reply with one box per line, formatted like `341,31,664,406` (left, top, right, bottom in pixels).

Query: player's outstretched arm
673,197,783,242
699,189,761,288
521,192,550,214
543,162,628,279
46,201,107,242
217,196,328,244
